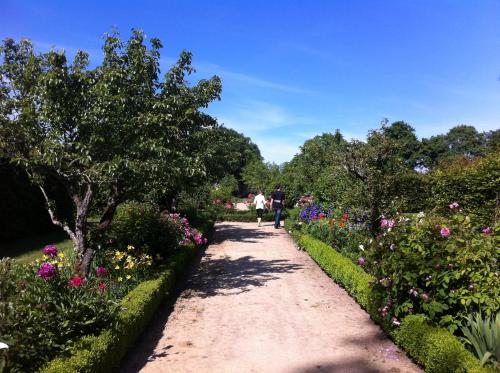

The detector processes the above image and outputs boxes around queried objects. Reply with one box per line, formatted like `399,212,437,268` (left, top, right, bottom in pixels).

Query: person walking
270,185,285,229
253,190,266,227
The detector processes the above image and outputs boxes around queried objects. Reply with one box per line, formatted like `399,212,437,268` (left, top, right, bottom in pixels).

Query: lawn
0,230,74,264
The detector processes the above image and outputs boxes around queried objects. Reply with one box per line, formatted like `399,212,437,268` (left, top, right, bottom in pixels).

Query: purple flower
380,219,395,229
440,227,450,238
449,202,460,209
42,244,58,258
357,257,366,266
37,262,57,281
482,227,492,236
96,266,108,277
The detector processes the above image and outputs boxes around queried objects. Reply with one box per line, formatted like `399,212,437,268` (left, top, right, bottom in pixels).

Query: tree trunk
73,183,94,277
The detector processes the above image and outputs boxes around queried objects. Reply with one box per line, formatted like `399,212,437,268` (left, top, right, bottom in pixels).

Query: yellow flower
57,253,65,259
127,245,134,251
125,261,135,270
115,265,120,270
126,275,132,280
42,255,49,260
114,251,125,260
57,262,63,268
126,255,133,263
117,277,123,282
66,263,71,267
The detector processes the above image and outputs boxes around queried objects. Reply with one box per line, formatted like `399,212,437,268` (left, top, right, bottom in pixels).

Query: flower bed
39,244,199,373
0,205,213,372
285,219,496,373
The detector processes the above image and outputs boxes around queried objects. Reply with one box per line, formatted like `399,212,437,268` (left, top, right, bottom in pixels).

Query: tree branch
98,182,121,230
39,184,77,243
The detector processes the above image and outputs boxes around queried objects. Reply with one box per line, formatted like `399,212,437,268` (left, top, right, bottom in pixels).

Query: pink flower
98,282,107,290
96,266,108,277
420,292,429,301
482,227,492,236
37,262,57,280
391,317,401,326
357,257,366,266
440,227,450,238
42,244,58,258
449,202,460,209
380,219,388,228
68,276,85,287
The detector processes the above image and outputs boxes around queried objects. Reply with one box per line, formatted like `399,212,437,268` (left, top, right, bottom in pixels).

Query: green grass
0,230,74,264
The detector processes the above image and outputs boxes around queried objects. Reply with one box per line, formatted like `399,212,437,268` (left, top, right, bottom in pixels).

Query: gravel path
121,222,422,373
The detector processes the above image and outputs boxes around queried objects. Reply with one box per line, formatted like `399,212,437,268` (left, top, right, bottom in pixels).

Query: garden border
284,220,496,373
39,220,214,373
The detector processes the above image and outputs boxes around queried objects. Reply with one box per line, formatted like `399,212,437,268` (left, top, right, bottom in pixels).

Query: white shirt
253,194,266,209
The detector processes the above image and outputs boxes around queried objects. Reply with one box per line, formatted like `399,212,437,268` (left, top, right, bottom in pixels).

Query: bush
394,315,497,373
109,202,182,258
365,209,499,332
428,152,500,226
1,255,119,372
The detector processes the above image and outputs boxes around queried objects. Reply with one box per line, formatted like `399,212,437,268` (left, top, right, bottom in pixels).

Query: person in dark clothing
270,185,285,229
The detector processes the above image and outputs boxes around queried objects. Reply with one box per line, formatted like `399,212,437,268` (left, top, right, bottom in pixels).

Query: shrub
428,152,500,226
2,255,120,372
365,208,499,332
109,202,182,258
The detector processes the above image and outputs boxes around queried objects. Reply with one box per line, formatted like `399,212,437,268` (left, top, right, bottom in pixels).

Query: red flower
68,276,85,287
98,282,107,290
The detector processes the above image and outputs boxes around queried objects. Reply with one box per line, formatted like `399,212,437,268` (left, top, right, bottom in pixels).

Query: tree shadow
183,254,303,298
210,222,280,244
287,359,383,373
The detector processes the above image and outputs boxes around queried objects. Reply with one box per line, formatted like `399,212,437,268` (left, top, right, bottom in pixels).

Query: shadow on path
184,254,303,298
210,223,280,244
120,222,302,373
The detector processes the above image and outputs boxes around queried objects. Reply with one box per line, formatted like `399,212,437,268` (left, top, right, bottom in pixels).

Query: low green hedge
218,209,288,222
285,221,494,373
39,245,198,373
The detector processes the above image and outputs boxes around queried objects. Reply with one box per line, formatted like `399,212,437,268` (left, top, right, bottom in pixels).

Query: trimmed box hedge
285,220,495,373
39,244,198,373
217,209,288,222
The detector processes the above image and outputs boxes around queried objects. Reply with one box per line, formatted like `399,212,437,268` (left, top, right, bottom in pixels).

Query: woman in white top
253,190,266,226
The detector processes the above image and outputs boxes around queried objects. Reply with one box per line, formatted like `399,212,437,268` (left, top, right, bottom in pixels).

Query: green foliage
39,245,199,373
428,152,500,226
109,202,181,258
365,211,499,332
461,312,500,368
0,30,222,275
1,260,120,372
285,226,494,373
242,160,282,196
394,315,497,373
211,175,239,203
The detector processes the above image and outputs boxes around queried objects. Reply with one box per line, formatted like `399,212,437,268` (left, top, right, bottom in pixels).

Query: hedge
39,244,199,373
284,220,495,373
218,209,289,222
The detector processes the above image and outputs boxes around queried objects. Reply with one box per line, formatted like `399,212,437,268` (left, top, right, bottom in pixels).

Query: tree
382,121,422,169
0,30,222,275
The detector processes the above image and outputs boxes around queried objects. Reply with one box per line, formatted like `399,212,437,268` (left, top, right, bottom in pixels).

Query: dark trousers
274,208,282,228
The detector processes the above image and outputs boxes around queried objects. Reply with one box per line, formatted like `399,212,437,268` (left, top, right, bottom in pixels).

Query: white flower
358,244,365,251
417,212,425,219
0,342,8,350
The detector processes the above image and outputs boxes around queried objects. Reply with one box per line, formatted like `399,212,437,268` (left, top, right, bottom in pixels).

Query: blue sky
2,0,499,163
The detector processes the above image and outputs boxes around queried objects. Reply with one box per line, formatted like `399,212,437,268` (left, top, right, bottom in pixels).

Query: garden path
121,222,422,373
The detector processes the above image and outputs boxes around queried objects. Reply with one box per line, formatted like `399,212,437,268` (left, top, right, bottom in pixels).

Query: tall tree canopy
0,30,222,275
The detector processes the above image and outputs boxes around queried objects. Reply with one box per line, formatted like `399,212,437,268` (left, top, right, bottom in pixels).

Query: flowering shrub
1,248,119,372
365,206,499,332
298,204,370,262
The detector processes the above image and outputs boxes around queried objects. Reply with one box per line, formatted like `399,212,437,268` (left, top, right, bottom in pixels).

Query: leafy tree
242,160,282,196
383,121,422,169
0,30,221,275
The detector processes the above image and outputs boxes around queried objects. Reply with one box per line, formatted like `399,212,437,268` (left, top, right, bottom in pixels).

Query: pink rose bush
364,205,499,332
